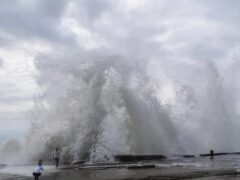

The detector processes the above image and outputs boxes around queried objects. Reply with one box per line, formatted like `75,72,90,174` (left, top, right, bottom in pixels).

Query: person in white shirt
51,148,60,168
33,159,44,180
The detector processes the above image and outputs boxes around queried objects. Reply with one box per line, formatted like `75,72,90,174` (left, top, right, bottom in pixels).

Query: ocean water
1,155,240,179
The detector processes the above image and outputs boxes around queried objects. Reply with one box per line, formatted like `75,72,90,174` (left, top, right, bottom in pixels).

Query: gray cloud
0,0,75,46
0,83,18,95
31,0,240,86
0,96,33,104
0,58,3,67
73,0,114,25
202,0,240,25
1,0,240,104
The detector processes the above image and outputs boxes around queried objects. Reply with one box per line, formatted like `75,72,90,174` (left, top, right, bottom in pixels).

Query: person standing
33,159,44,180
51,148,60,168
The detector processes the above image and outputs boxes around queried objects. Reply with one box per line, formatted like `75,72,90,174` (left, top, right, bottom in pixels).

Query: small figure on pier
210,150,214,159
51,147,60,168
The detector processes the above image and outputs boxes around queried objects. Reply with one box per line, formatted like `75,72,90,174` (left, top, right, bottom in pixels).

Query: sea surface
1,155,240,179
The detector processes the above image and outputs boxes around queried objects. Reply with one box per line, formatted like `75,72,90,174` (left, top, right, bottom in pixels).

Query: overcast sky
1,0,240,142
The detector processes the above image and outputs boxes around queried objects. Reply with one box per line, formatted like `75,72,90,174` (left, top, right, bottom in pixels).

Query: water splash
1,50,240,164
8,53,237,164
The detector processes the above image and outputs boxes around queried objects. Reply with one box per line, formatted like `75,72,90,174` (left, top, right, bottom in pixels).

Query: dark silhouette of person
51,148,60,168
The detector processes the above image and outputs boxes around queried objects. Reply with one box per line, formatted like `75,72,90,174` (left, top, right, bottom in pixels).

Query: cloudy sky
0,0,240,142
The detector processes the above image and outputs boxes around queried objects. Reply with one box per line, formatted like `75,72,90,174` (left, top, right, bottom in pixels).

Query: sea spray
1,52,240,164
0,138,22,164
19,56,174,163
